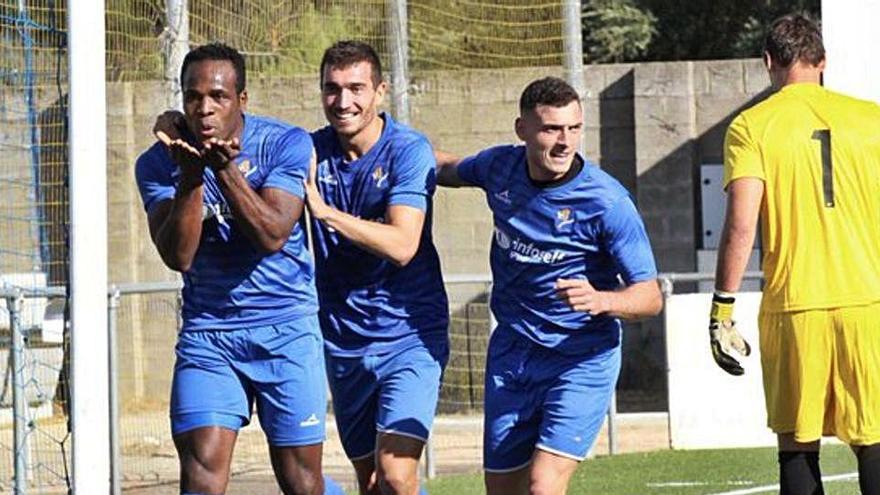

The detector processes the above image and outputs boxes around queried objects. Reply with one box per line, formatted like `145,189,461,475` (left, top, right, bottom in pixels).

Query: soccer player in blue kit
435,77,663,495
303,41,449,495
136,43,342,495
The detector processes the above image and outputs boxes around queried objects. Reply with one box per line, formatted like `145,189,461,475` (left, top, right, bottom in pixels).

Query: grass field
423,444,860,494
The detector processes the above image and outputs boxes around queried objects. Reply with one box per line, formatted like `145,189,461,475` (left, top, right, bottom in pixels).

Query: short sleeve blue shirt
310,114,449,356
135,114,318,331
458,145,657,355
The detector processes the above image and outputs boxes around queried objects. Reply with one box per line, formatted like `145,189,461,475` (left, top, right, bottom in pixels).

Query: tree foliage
634,0,821,61
582,0,657,63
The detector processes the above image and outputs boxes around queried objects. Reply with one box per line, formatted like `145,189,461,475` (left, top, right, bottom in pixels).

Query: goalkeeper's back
723,83,880,313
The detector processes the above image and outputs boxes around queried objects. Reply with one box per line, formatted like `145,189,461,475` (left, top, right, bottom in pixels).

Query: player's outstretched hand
555,278,609,315
203,137,241,171
708,292,751,376
158,135,204,182
304,151,332,221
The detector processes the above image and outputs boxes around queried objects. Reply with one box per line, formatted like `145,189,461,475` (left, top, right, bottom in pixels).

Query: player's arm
708,116,764,376
714,177,763,293
556,195,662,319
304,159,424,266
434,149,473,188
206,138,303,254
555,278,662,320
145,134,206,272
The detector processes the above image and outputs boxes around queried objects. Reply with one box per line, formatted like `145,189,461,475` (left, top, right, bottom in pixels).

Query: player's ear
239,90,248,110
816,57,826,72
374,80,387,106
763,51,773,71
514,116,526,141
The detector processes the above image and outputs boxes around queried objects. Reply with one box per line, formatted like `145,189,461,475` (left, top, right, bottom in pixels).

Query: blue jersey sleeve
387,139,435,211
134,144,175,214
600,197,658,284
263,127,312,199
456,147,501,189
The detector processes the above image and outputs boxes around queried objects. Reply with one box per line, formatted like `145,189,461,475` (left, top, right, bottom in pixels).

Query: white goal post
68,2,110,493
822,0,880,103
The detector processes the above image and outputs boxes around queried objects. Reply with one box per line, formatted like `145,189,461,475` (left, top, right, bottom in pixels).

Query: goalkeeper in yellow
711,13,880,495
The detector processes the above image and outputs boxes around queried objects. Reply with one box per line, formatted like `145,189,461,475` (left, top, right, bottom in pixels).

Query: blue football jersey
458,145,657,355
135,114,318,331
310,114,449,357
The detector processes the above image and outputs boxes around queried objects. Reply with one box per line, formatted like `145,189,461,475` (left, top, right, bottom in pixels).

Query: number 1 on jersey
811,129,834,207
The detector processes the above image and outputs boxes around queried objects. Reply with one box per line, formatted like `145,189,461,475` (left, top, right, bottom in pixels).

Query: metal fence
0,271,765,493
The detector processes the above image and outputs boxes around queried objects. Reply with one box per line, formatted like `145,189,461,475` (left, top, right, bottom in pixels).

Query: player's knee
277,467,323,495
179,449,230,494
528,478,564,495
377,468,418,495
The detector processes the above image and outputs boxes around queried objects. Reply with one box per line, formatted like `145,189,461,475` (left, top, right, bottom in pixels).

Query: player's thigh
529,449,580,495
485,466,530,495
269,442,324,494
759,310,833,442
537,344,621,462
246,317,328,447
326,352,380,460
830,302,880,445
483,330,542,473
375,344,447,443
174,426,238,492
376,433,425,491
170,330,250,437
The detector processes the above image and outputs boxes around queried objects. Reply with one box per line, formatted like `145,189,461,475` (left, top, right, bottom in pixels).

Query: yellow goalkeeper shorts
759,301,880,445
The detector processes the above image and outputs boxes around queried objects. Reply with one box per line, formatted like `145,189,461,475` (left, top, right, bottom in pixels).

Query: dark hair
519,77,580,114
764,14,825,68
319,40,383,87
180,42,246,93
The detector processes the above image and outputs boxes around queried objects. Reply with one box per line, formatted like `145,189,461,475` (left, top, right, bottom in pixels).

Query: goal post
821,0,880,103
67,2,110,493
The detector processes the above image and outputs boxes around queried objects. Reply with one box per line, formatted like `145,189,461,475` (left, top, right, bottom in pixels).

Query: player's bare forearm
556,278,662,320
715,178,763,293
213,164,300,253
602,280,663,320
315,204,423,267
150,184,204,272
434,149,471,188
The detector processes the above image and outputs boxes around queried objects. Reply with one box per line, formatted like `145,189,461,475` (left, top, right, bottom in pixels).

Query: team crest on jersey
237,158,252,176
555,208,574,230
372,166,389,188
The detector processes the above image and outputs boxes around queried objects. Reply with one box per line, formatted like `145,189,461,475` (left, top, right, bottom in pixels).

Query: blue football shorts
170,314,327,447
326,343,448,460
483,328,621,472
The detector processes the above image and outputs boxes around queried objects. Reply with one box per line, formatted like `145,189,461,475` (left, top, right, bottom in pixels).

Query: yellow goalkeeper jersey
723,83,880,312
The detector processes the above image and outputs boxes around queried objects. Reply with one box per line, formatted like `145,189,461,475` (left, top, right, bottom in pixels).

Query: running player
710,14,880,495
135,43,340,495
434,76,662,495
304,41,448,495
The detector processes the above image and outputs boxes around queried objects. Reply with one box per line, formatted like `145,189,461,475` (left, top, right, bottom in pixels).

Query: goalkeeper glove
709,291,751,376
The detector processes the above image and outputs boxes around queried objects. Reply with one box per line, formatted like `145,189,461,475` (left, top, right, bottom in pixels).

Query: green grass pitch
421,444,860,494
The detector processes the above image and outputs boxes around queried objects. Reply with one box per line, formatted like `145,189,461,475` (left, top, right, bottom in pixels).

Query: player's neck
773,62,823,91
527,155,583,189
338,114,385,162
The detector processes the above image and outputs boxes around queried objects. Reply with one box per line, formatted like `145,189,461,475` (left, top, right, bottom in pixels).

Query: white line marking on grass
707,472,858,495
648,481,752,488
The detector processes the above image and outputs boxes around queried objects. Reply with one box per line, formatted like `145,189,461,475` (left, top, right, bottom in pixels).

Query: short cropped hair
764,14,825,68
519,77,580,115
319,40,383,87
180,42,246,94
